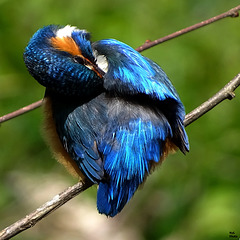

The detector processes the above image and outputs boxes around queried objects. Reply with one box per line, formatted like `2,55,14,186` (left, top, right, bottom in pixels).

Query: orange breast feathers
43,97,85,179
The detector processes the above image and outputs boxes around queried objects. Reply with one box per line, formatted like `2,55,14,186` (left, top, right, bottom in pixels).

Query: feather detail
96,97,174,216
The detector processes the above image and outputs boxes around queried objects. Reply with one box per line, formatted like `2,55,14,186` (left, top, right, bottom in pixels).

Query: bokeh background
1,0,240,239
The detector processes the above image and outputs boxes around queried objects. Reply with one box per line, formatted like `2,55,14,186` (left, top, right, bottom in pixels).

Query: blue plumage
24,25,103,97
24,25,189,217
93,39,179,101
71,30,95,63
97,100,173,216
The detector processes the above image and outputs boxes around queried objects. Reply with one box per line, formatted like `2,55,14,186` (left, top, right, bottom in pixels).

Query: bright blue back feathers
93,39,179,101
24,25,189,217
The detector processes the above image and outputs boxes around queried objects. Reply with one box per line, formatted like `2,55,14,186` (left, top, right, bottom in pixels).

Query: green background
0,0,240,239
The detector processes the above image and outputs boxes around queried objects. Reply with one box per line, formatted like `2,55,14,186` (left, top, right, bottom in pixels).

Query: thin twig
0,181,93,240
0,100,43,124
1,73,240,240
1,5,240,123
136,5,240,52
184,73,240,126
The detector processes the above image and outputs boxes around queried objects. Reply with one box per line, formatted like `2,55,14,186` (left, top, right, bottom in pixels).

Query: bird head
24,25,105,97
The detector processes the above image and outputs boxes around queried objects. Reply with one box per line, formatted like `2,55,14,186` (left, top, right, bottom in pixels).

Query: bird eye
73,56,85,65
72,55,104,77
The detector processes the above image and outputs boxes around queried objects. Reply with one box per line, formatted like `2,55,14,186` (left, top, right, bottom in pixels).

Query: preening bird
24,25,189,217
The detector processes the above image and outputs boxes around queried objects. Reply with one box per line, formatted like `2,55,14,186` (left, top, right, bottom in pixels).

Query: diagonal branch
136,5,240,52
0,100,42,124
0,181,93,240
0,5,240,124
184,73,240,126
1,73,240,240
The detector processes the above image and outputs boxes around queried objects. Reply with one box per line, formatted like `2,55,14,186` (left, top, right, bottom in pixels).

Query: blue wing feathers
96,99,173,215
50,95,106,183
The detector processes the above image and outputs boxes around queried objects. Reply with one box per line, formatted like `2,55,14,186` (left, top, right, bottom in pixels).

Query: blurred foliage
0,0,240,239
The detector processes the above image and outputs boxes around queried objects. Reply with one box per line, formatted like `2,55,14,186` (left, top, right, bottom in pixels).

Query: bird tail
97,178,139,217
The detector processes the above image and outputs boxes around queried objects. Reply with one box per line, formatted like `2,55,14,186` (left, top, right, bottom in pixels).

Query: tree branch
184,73,240,126
0,181,93,240
136,5,240,52
1,73,240,240
0,100,42,124
1,5,240,124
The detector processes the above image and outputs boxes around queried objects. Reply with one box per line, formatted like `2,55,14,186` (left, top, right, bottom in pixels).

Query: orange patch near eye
51,36,104,78
51,36,82,56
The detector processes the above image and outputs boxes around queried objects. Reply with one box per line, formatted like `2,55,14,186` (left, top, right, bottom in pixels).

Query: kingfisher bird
24,25,189,217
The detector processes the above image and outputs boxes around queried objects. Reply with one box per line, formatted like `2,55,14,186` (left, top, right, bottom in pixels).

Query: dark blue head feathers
24,25,189,217
24,25,103,97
